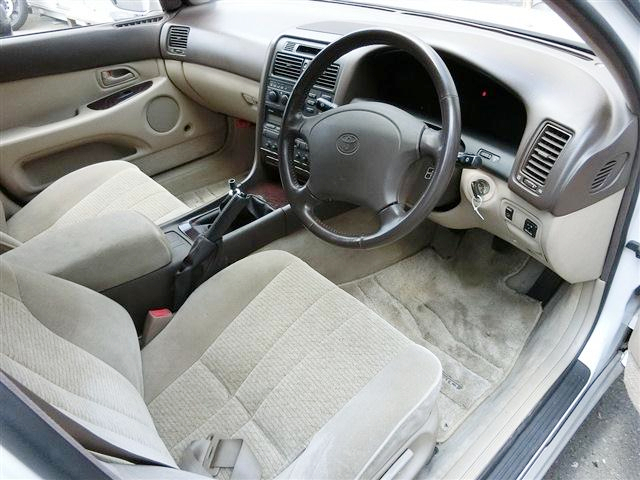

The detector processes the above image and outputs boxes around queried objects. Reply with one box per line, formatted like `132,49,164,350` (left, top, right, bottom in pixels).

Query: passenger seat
0,161,189,250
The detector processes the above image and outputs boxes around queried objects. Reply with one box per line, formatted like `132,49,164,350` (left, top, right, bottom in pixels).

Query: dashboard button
505,206,514,221
524,219,538,238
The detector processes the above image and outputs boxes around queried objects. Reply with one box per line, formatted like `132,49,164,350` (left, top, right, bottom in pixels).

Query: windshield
336,0,584,46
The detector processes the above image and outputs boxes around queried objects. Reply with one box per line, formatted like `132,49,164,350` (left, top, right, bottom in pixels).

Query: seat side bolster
7,262,145,394
278,344,442,480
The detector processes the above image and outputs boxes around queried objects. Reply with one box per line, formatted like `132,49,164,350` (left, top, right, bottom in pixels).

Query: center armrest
2,211,172,292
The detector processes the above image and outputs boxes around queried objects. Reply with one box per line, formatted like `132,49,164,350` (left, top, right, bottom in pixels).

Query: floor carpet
342,229,542,441
177,175,247,209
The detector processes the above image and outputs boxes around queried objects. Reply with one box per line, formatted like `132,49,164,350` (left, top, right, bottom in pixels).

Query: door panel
625,327,640,412
0,59,227,201
0,21,162,83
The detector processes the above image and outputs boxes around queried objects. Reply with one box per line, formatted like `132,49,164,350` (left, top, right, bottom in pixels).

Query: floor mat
177,178,234,209
246,181,288,209
341,229,542,441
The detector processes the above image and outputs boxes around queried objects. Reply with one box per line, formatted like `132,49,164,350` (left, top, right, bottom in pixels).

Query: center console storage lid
2,211,172,292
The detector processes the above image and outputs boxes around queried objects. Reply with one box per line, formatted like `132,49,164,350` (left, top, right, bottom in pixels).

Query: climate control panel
259,37,341,179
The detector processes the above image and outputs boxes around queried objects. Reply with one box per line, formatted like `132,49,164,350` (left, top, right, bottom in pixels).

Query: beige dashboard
157,0,635,285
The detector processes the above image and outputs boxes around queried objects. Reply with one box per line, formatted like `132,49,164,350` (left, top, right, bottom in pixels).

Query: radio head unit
260,37,341,178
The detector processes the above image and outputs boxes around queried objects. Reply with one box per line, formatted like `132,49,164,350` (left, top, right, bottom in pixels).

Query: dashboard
159,0,637,284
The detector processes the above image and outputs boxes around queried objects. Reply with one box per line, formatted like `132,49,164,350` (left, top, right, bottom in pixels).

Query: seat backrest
0,260,176,467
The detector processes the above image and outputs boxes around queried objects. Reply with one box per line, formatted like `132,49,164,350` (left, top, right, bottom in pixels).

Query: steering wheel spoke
420,125,444,159
377,203,408,231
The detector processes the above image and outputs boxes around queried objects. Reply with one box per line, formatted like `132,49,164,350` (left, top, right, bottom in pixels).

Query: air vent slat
538,137,564,153
527,160,553,175
543,129,571,143
529,152,555,169
533,146,558,161
523,169,547,184
167,26,190,54
519,121,572,190
272,52,304,80
524,162,549,178
272,52,339,91
316,64,340,91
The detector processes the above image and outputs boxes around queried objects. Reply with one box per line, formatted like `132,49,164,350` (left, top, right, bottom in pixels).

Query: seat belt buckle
141,309,173,346
202,435,242,476
180,434,262,479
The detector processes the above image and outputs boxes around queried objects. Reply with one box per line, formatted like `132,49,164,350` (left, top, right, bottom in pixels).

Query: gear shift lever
228,178,240,196
174,185,250,308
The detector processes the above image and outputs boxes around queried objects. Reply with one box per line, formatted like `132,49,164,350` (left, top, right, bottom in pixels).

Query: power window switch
505,206,514,221
523,218,538,238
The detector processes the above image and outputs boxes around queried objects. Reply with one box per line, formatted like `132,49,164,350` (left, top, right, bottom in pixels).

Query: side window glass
1,0,163,37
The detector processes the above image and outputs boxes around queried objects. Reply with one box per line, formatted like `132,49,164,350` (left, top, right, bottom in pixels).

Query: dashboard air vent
272,52,304,80
167,26,190,55
520,122,572,191
590,159,617,192
284,41,296,51
316,63,340,91
115,16,163,27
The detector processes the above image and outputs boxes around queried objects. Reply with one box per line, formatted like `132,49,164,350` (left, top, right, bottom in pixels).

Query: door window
1,0,163,36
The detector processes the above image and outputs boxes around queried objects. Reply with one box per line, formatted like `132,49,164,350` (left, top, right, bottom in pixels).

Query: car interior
0,0,638,479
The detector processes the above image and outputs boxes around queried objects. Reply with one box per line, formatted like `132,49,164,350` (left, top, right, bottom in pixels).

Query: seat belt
2,372,177,469
180,435,262,480
4,372,261,478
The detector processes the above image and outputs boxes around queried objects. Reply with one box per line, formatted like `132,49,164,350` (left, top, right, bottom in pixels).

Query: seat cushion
7,161,190,242
143,251,442,479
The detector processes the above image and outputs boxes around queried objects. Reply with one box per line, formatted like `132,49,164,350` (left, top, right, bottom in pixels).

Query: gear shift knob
228,179,239,195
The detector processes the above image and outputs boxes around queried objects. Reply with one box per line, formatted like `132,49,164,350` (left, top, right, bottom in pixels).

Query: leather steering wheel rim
279,28,461,249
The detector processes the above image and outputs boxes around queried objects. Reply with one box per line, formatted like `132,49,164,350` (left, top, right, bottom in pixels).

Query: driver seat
0,250,442,479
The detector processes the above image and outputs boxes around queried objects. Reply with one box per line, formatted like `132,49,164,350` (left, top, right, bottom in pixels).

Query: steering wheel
279,28,461,249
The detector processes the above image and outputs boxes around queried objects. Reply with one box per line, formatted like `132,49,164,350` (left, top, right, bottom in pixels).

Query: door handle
99,67,137,88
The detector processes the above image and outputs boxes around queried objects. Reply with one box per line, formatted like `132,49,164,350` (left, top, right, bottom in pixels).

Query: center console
260,37,342,177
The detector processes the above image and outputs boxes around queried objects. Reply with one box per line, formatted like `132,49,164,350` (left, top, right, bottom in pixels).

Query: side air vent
167,26,190,55
115,16,163,27
316,63,340,91
519,121,572,193
590,159,618,192
283,41,296,52
272,52,305,80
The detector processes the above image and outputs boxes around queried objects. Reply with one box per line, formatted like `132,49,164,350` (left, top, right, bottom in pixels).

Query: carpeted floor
342,229,542,441
177,178,234,208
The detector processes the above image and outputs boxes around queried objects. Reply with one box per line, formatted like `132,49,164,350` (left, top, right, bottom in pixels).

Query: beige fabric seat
1,160,189,246
0,250,442,479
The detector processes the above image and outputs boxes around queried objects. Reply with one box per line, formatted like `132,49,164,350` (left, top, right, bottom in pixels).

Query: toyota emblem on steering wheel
336,133,360,155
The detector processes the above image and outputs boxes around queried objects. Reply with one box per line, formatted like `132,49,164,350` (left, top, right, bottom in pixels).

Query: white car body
28,0,162,26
